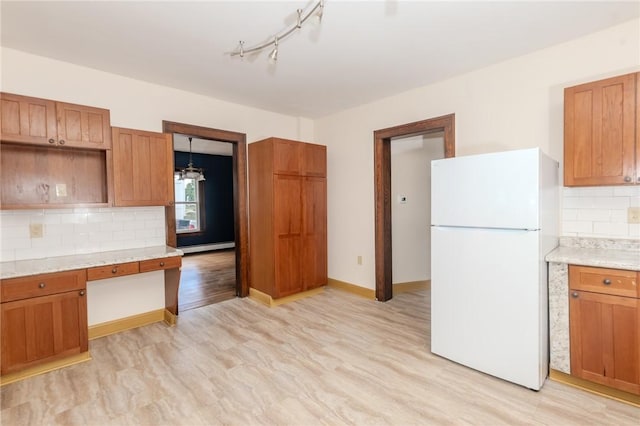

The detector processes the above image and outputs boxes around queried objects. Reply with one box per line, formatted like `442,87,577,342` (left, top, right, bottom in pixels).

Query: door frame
373,114,456,302
163,120,249,298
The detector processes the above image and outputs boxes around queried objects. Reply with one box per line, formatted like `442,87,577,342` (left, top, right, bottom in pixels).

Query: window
174,173,201,233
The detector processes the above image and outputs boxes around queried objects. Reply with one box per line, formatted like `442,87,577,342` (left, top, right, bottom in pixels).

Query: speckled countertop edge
0,246,183,279
546,237,640,271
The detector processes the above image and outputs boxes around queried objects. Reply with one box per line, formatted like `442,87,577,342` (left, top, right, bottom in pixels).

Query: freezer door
431,148,540,229
430,226,547,390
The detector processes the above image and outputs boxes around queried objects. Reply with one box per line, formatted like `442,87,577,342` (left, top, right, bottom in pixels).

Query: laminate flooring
2,288,638,425
178,249,236,312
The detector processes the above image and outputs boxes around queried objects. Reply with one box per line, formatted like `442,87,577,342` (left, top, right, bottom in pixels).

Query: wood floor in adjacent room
2,288,638,425
178,249,236,312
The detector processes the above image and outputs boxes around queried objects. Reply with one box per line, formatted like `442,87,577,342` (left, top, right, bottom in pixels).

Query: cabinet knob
112,268,118,274
159,261,165,267
59,139,65,145
624,176,632,183
79,290,85,296
603,278,611,285
571,291,579,298
48,138,56,144
38,282,46,289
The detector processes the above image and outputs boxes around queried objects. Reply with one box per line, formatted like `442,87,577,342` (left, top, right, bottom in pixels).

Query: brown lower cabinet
0,270,88,375
569,265,640,395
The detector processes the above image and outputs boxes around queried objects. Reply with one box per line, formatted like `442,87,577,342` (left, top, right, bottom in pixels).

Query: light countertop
0,246,183,279
546,243,640,271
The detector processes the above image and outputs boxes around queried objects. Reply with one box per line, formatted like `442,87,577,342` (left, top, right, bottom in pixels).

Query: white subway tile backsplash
592,222,629,236
612,186,640,197
0,206,166,261
561,186,639,240
562,220,593,234
576,209,610,221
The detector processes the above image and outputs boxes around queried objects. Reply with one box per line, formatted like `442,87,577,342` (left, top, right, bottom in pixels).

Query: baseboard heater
178,242,235,254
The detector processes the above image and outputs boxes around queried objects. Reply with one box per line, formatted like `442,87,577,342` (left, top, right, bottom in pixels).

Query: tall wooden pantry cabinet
248,137,327,300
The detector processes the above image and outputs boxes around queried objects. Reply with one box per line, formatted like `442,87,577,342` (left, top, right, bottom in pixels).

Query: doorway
374,114,455,302
162,121,249,299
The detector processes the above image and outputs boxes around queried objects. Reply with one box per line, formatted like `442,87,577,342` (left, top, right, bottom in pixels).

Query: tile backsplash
562,186,640,239
0,207,166,262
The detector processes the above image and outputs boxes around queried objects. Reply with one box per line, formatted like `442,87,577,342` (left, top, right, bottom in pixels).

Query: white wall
316,18,640,290
391,134,444,283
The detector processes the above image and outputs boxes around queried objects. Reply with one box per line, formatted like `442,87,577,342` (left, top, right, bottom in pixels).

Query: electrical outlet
30,223,43,238
357,255,363,265
628,207,640,224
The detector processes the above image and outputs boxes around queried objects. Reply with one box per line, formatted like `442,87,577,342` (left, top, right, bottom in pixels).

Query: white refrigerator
430,148,558,390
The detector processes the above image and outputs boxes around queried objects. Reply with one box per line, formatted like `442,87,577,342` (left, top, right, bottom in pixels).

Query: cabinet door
0,93,57,145
273,175,302,298
1,290,88,375
570,290,640,395
273,139,302,175
56,102,111,149
112,127,174,206
302,177,327,290
301,143,326,177
564,73,636,186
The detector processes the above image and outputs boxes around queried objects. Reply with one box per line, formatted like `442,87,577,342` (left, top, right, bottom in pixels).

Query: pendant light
178,137,205,181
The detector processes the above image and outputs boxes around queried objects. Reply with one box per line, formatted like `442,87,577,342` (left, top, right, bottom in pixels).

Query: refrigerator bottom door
431,226,547,390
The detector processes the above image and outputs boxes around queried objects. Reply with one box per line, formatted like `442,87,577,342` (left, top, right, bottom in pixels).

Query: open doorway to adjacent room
163,121,249,313
173,134,236,311
390,132,445,297
374,114,455,301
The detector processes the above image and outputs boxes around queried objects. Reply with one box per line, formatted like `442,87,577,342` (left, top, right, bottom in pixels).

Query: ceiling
2,1,639,119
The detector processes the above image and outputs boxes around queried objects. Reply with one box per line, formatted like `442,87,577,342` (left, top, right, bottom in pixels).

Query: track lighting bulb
296,9,302,29
238,40,244,58
269,37,279,62
317,0,324,21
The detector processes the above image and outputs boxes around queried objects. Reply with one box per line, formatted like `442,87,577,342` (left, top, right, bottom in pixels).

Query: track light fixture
230,0,324,62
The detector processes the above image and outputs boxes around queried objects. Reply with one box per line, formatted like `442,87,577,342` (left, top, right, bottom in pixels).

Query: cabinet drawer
139,256,181,273
87,262,139,281
1,269,86,303
569,265,638,298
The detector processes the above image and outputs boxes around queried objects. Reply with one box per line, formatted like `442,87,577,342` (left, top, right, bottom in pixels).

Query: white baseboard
178,242,235,254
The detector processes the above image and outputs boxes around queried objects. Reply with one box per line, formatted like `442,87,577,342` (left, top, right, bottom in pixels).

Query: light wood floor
178,249,236,312
2,288,638,425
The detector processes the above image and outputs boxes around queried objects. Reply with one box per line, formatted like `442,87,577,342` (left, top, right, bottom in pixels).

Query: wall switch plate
357,255,363,265
56,183,67,197
30,223,43,238
628,207,640,224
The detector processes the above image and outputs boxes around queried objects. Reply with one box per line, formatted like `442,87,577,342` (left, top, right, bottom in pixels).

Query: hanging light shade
178,137,205,181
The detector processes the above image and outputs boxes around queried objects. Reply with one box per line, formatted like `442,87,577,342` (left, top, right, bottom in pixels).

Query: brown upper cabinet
564,72,639,186
0,93,111,149
271,138,327,177
111,127,174,207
